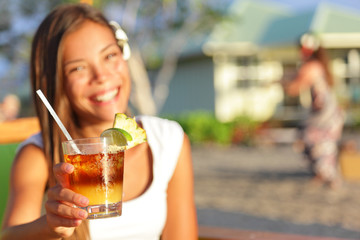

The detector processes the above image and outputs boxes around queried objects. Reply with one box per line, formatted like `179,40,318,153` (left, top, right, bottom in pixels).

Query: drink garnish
100,128,128,147
101,113,147,149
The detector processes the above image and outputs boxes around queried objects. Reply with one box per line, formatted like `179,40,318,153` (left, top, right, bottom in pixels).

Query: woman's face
62,20,131,125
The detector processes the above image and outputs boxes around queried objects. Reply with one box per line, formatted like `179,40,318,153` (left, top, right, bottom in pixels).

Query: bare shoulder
173,133,192,170
12,144,48,183
10,144,49,199
181,133,191,154
171,133,193,183
302,60,323,74
296,60,323,85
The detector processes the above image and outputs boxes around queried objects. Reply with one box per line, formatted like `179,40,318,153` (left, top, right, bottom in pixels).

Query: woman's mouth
91,88,119,103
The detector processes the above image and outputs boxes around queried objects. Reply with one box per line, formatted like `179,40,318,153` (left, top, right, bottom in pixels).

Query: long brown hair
300,33,334,87
311,46,334,87
30,3,114,239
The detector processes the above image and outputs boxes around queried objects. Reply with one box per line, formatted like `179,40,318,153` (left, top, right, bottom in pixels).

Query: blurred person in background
285,33,345,189
0,94,21,121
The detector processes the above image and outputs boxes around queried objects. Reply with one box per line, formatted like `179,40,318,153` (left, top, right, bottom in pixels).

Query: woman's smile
90,87,119,104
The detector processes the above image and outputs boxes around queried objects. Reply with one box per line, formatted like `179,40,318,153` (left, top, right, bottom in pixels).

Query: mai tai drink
62,137,124,219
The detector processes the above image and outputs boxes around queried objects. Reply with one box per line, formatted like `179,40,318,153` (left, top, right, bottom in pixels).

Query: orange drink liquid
62,137,124,219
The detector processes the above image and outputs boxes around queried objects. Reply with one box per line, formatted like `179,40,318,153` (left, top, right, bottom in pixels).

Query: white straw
36,89,74,141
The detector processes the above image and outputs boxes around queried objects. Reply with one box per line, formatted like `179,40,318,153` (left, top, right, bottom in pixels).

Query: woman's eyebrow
100,43,117,53
64,59,84,67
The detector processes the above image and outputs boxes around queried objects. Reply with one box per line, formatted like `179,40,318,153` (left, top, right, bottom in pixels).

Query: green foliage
0,143,19,227
346,107,360,129
164,111,260,146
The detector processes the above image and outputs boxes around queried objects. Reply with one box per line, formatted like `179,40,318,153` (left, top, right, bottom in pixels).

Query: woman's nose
91,64,109,83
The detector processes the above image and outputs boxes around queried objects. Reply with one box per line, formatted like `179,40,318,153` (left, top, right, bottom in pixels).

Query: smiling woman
1,3,198,240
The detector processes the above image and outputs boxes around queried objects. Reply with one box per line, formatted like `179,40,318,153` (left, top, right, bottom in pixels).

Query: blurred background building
201,0,360,124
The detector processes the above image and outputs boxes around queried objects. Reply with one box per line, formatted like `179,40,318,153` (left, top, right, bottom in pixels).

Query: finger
53,163,73,187
45,199,88,220
46,211,83,228
47,185,89,208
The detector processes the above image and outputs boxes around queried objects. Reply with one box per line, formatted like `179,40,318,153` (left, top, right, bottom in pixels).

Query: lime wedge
113,113,147,148
106,127,132,141
100,128,128,147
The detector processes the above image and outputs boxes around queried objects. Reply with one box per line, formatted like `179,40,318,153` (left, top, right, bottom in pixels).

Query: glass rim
62,137,107,146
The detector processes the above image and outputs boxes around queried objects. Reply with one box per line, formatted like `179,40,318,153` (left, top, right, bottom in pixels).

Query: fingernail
73,219,82,226
80,197,89,206
65,164,73,172
79,210,87,218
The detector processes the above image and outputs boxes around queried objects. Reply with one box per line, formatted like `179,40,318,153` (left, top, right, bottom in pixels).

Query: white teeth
95,89,118,102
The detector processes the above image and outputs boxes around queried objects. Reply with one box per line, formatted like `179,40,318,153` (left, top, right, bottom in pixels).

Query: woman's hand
44,163,89,238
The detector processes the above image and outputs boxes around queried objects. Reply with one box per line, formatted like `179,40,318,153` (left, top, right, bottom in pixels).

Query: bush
163,111,260,146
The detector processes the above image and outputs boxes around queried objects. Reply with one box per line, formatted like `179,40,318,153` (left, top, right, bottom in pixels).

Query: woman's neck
76,120,113,138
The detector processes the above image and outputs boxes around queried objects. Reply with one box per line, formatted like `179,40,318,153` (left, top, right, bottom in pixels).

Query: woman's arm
1,145,88,240
161,134,198,240
1,144,58,239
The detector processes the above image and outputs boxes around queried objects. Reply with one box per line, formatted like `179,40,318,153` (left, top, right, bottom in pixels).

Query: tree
100,0,230,115
0,0,65,115
0,0,231,116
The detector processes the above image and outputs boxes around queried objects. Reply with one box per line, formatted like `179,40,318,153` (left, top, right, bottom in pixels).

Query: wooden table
0,117,40,144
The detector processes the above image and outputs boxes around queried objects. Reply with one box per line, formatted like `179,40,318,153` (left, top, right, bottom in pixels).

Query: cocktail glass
62,137,124,219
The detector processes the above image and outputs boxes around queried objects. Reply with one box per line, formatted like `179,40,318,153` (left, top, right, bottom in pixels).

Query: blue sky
268,0,360,12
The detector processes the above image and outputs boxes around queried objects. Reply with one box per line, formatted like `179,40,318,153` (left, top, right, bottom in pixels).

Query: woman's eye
69,66,85,74
106,52,119,60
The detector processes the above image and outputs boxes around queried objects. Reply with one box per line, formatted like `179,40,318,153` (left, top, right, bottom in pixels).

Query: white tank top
19,116,184,240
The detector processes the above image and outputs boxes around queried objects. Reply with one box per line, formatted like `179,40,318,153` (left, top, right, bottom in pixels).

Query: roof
258,10,315,47
207,0,291,44
204,0,360,54
311,2,360,33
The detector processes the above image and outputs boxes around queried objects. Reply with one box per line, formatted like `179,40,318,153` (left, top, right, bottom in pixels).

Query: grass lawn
0,143,19,227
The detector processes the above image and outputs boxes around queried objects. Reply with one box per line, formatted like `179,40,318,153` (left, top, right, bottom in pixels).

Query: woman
1,3,198,239
286,33,344,188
